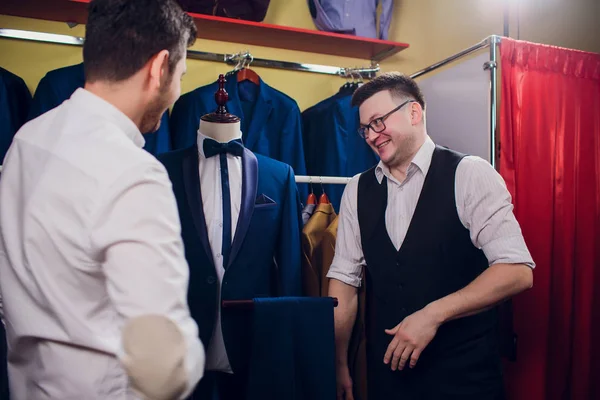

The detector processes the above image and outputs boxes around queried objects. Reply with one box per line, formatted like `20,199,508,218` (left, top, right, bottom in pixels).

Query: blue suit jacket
158,145,302,374
302,90,379,210
169,74,307,198
27,63,171,155
0,67,32,161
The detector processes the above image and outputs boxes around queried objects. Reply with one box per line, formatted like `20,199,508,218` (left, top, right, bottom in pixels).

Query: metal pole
410,36,492,79
488,35,501,168
0,28,379,79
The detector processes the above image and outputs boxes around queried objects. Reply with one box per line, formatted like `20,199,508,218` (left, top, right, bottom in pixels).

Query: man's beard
139,86,171,134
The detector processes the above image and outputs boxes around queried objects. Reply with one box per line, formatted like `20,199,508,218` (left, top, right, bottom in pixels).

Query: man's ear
410,102,424,126
148,49,170,90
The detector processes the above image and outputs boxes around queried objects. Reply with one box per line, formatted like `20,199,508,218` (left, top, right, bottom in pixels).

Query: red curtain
499,38,600,400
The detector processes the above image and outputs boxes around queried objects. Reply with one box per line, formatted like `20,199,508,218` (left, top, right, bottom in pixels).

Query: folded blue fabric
247,297,336,400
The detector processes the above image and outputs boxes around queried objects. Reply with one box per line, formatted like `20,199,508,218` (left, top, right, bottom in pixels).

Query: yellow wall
1,0,599,111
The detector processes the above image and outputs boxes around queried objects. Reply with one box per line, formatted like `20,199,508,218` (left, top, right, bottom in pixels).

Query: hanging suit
302,89,379,210
301,203,336,297
169,73,307,197
27,63,171,155
0,67,32,161
320,215,368,400
157,143,302,396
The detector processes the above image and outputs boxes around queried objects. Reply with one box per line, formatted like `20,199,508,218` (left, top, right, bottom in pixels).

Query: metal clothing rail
0,28,380,79
295,175,352,185
409,35,502,169
409,35,500,79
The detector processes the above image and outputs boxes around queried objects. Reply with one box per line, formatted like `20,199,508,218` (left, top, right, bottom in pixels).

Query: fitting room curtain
499,37,600,400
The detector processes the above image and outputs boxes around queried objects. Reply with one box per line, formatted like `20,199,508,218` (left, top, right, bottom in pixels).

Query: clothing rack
222,297,339,309
295,175,352,185
409,35,501,167
0,28,380,79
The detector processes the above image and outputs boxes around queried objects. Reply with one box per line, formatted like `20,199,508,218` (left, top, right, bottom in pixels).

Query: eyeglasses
358,99,416,139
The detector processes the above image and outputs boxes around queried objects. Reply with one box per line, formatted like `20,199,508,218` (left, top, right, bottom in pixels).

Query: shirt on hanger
308,0,394,40
27,63,171,156
0,88,204,399
197,132,242,374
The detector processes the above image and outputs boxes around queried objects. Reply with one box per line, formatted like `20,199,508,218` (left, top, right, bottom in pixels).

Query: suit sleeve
276,165,303,296
281,106,308,200
169,95,199,151
28,75,60,121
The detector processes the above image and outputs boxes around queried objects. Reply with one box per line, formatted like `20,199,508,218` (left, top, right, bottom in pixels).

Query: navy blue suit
169,74,307,198
0,67,32,161
27,63,171,155
302,89,379,210
158,145,302,382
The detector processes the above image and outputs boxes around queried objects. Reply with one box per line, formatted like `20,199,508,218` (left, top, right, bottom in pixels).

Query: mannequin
198,75,242,143
157,73,303,400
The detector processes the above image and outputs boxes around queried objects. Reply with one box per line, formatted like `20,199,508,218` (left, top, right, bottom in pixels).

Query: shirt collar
71,88,145,148
375,136,436,184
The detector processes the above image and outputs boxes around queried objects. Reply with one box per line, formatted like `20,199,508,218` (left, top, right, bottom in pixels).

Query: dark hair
351,72,425,110
84,0,197,82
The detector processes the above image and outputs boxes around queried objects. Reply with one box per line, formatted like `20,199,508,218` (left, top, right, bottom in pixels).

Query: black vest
358,146,503,399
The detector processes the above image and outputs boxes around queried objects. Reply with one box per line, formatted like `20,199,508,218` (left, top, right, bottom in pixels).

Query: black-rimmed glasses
358,99,415,139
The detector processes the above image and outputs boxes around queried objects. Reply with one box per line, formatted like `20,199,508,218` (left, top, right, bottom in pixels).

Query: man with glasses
327,72,534,400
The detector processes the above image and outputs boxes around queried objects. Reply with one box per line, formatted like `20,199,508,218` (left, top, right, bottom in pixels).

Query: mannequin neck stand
199,119,242,143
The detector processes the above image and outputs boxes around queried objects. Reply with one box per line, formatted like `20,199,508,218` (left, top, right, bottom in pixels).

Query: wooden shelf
0,0,409,61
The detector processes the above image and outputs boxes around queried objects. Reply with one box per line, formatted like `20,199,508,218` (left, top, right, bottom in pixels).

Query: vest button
397,283,403,290
206,276,216,284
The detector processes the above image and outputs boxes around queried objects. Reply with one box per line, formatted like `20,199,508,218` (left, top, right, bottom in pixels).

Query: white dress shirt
197,132,242,374
327,136,535,287
0,88,204,399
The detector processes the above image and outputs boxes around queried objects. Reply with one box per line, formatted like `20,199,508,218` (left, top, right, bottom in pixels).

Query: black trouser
189,370,247,400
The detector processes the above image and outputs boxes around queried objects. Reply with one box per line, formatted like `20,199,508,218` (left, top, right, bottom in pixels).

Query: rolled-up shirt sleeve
456,156,535,268
326,175,364,288
89,161,205,399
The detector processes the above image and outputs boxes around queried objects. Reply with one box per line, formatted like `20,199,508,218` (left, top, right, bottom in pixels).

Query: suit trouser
189,371,247,400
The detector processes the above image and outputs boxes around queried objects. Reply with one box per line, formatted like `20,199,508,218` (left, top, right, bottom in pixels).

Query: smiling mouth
377,140,391,149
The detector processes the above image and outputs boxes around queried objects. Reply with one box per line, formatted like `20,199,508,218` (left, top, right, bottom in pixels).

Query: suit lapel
182,145,214,265
228,148,258,268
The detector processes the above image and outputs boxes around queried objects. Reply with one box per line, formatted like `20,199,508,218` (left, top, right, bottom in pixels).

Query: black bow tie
203,138,244,158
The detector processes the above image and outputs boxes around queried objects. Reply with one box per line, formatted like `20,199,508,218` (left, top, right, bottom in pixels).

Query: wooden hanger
237,67,260,85
236,52,260,85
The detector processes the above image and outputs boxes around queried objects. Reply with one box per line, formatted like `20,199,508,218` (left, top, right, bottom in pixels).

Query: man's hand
383,306,441,371
336,363,354,400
